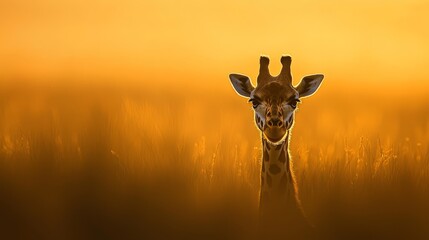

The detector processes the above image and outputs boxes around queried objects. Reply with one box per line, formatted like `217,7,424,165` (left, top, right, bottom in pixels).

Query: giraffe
229,55,324,235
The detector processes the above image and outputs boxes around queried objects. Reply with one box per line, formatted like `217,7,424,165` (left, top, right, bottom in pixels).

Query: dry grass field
2,1,429,239
0,80,428,239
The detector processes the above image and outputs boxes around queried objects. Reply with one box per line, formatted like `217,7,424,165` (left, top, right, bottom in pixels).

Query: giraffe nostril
267,119,283,128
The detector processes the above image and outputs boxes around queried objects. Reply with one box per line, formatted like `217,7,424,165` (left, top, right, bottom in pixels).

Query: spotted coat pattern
259,134,302,216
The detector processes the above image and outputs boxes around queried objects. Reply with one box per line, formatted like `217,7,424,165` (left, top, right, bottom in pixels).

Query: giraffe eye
252,101,260,109
249,99,260,109
289,100,299,109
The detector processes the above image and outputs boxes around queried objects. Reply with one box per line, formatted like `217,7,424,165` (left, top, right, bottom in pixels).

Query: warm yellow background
1,2,429,238
1,0,429,93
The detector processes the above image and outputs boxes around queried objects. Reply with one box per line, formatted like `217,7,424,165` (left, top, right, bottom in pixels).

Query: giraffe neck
259,131,302,217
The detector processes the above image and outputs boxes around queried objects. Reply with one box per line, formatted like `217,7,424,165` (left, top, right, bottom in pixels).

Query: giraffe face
251,82,299,143
229,55,324,144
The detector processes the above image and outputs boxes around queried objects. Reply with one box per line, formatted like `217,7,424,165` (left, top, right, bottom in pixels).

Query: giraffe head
229,55,324,144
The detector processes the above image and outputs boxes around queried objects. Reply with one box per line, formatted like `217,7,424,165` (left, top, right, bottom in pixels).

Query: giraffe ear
295,74,324,98
229,73,255,98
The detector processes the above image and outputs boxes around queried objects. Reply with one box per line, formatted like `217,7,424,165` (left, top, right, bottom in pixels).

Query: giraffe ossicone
229,55,324,229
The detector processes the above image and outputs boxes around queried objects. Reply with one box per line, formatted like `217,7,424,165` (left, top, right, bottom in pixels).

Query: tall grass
0,82,428,239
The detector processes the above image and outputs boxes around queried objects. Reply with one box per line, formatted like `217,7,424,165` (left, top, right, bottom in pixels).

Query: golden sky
1,0,429,90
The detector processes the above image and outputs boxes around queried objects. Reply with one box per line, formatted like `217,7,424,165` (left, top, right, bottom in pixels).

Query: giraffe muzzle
264,119,287,143
267,118,283,128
